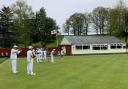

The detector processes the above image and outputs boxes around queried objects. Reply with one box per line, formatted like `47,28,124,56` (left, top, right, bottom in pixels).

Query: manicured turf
0,54,128,89
0,57,7,64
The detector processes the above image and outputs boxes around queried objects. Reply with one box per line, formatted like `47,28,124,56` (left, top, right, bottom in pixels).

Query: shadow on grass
0,57,8,64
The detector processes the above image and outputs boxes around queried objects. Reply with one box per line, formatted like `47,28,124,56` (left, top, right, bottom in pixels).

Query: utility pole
124,0,128,53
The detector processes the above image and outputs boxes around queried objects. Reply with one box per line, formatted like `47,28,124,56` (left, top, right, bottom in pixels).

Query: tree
45,17,57,43
108,0,127,37
0,6,14,47
108,8,120,36
91,7,109,35
30,7,57,45
124,11,128,48
11,0,34,46
83,13,91,35
35,8,46,43
63,13,88,36
63,20,70,35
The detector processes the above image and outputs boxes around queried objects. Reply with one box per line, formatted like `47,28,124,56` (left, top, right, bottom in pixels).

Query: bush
32,42,43,48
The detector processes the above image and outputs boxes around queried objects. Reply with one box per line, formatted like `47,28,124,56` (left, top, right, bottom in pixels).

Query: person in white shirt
10,45,21,74
44,47,48,60
36,48,42,63
62,46,66,55
61,49,64,57
36,48,39,62
50,49,55,63
42,48,45,60
38,48,43,62
27,46,36,75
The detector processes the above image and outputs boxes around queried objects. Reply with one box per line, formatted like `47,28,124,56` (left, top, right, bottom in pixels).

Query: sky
0,0,127,33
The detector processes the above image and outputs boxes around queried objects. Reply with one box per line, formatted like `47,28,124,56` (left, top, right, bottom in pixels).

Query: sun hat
28,46,33,49
13,45,18,48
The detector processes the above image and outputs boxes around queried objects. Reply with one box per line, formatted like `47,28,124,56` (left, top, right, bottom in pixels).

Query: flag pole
56,32,58,47
51,28,59,47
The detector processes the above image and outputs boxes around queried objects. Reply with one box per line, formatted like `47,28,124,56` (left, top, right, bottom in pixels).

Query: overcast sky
0,0,127,32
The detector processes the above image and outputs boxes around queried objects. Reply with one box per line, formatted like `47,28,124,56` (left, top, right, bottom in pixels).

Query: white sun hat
13,45,18,48
28,46,33,49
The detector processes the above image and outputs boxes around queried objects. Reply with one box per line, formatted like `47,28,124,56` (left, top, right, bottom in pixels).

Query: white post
51,29,59,47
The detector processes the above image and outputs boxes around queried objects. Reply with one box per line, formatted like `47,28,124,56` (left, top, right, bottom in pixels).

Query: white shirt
10,48,20,60
50,50,54,56
61,50,64,55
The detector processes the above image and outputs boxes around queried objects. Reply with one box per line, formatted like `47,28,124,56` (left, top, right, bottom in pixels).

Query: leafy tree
108,0,127,38
108,8,120,36
124,11,128,46
64,13,88,35
109,9,121,36
11,0,34,46
35,8,46,43
83,13,91,35
30,7,57,45
91,7,109,35
0,6,14,47
63,20,70,35
45,17,57,43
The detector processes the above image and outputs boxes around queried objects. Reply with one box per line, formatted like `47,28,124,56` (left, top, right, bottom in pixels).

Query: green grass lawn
0,57,7,64
0,54,128,89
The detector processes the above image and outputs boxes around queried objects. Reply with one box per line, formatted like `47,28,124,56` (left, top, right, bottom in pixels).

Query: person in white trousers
50,49,55,63
10,45,21,74
61,49,64,58
42,48,45,60
38,48,43,62
36,48,39,63
27,46,36,75
36,48,42,63
44,47,48,60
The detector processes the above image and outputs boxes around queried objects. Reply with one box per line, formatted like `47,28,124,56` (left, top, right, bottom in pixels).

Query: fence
0,47,62,57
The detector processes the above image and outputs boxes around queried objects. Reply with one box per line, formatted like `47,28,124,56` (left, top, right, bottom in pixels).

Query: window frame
92,44,108,50
110,43,122,49
75,44,90,50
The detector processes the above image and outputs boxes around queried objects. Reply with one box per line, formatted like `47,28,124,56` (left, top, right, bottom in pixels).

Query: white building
60,36,127,55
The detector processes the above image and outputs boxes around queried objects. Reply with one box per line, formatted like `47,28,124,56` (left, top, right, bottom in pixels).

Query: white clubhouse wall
71,44,127,54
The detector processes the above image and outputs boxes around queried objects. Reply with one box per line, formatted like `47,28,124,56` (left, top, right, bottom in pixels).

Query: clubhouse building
60,36,127,55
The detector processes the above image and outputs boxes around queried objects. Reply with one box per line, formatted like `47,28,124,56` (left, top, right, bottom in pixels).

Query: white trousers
36,57,39,63
27,60,33,74
11,60,17,73
44,53,47,60
51,55,54,63
36,54,42,62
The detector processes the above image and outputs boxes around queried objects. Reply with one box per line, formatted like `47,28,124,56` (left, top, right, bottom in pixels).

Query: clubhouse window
76,46,82,50
117,44,122,48
101,45,108,50
93,44,108,50
111,44,122,49
83,45,90,50
75,45,90,50
123,46,126,48
111,44,116,49
93,45,100,50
